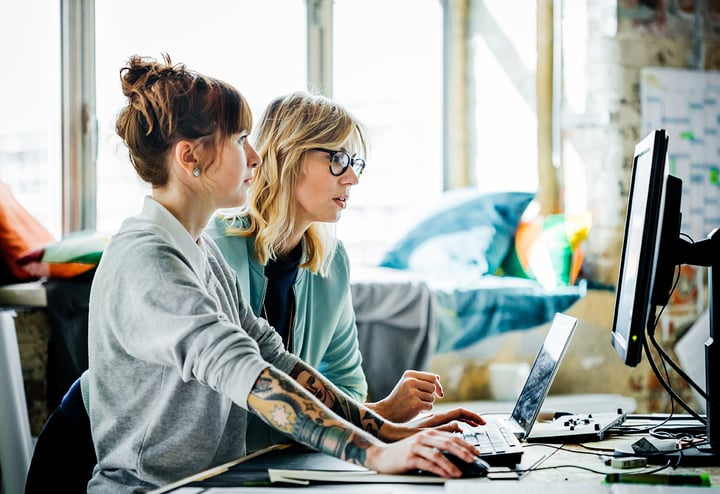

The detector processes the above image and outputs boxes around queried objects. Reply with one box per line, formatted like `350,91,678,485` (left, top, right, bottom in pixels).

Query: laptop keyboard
456,419,524,467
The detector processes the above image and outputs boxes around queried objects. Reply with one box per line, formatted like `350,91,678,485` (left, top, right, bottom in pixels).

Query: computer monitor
611,128,720,457
611,129,676,366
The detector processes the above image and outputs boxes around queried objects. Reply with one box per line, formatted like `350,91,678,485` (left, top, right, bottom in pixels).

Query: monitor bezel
610,129,669,367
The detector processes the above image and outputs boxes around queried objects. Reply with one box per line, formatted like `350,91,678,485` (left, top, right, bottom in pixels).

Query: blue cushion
379,190,535,275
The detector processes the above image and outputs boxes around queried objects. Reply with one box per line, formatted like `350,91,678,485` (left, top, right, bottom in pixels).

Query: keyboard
456,419,524,467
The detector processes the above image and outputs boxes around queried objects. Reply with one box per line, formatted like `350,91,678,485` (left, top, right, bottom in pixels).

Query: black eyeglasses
312,148,366,177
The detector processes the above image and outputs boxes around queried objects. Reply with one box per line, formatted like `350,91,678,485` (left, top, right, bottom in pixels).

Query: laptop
460,312,627,466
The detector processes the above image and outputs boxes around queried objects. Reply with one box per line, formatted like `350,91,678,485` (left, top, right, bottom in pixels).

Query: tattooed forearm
247,367,376,465
289,361,386,436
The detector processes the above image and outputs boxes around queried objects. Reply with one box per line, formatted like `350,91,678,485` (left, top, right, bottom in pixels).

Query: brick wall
568,2,718,287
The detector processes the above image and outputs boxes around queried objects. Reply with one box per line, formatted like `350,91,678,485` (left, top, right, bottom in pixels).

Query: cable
649,330,710,403
642,262,708,425
651,329,679,434
648,233,712,402
515,463,618,476
642,337,705,423
514,447,675,477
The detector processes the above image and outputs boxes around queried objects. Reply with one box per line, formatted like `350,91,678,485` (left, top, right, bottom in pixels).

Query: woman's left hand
409,407,485,431
376,407,485,442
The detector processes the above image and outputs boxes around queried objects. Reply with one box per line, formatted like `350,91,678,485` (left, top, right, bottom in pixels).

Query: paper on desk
267,468,445,485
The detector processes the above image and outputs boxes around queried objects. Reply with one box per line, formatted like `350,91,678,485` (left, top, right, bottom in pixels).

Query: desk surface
158,426,720,493
163,449,720,494
163,447,720,493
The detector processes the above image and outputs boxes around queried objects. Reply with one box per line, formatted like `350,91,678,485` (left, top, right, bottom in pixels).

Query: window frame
61,0,97,235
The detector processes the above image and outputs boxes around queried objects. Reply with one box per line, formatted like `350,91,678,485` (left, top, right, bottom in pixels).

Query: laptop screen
509,312,578,435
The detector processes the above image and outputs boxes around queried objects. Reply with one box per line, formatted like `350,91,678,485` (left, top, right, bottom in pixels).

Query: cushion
500,212,592,289
379,189,535,276
16,230,110,279
0,180,55,283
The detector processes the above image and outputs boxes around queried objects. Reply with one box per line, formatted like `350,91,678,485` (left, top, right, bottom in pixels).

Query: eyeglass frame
310,148,366,177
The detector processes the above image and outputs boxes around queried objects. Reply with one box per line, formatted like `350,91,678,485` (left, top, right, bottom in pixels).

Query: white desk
0,282,46,494
161,442,718,494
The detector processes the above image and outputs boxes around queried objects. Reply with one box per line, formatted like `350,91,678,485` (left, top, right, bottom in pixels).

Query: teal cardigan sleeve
311,243,368,401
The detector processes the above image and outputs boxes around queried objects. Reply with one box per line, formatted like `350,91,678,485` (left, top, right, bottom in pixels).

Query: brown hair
115,54,253,186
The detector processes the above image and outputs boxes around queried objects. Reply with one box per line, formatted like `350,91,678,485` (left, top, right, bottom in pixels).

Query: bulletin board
641,67,720,240
640,67,720,327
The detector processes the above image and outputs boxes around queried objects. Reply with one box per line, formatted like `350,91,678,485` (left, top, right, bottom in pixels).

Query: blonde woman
209,92,450,431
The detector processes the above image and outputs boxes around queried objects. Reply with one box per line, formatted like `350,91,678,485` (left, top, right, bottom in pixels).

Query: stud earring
192,167,200,177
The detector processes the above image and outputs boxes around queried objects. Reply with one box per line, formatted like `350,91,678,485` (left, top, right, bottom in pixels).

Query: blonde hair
228,91,367,275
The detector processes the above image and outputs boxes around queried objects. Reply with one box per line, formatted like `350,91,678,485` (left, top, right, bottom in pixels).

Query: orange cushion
0,181,55,282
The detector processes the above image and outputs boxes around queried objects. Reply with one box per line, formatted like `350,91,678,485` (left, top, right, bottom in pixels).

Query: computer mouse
442,451,490,478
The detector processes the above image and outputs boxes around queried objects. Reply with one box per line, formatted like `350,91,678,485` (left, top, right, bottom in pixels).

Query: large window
1,1,545,271
94,0,307,234
93,0,444,266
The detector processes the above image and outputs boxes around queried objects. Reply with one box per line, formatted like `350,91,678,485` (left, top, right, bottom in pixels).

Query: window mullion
442,0,471,190
306,0,333,96
61,0,97,234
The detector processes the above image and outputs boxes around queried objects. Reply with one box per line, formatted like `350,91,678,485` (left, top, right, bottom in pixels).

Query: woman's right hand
367,370,443,423
364,429,479,478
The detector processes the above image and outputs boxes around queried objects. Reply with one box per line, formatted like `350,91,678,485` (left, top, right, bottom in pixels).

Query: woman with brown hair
81,56,481,492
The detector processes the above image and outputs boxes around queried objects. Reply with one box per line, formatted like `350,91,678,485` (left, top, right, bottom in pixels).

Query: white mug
488,362,530,401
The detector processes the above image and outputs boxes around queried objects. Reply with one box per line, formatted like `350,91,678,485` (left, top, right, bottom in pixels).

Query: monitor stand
654,230,719,465
700,230,720,461
615,230,720,466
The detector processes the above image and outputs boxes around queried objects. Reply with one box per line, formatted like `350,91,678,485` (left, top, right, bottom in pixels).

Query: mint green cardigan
207,214,368,402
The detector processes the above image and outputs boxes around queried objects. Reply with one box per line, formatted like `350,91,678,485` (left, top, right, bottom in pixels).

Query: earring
192,167,200,177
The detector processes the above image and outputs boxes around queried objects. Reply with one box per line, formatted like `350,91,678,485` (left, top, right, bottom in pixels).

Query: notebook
459,312,626,466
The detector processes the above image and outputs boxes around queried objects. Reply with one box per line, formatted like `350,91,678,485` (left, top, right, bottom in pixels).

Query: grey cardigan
87,197,300,493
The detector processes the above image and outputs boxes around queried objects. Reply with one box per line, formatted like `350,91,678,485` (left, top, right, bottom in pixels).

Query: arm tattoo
289,361,386,436
248,367,374,466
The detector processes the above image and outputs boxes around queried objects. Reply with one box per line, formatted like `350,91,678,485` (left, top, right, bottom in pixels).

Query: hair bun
120,54,187,97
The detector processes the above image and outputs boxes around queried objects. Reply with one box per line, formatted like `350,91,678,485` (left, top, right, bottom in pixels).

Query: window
4,1,544,270
0,3,62,237
469,0,539,193
92,0,445,266
333,0,444,264
94,0,307,233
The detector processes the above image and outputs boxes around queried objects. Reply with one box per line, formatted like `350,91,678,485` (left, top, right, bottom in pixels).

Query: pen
605,472,711,487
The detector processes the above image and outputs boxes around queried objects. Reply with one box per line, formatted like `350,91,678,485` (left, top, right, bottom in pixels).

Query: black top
263,243,302,348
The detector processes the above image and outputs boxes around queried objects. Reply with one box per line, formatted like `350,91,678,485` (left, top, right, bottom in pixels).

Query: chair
0,308,34,494
24,375,96,494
